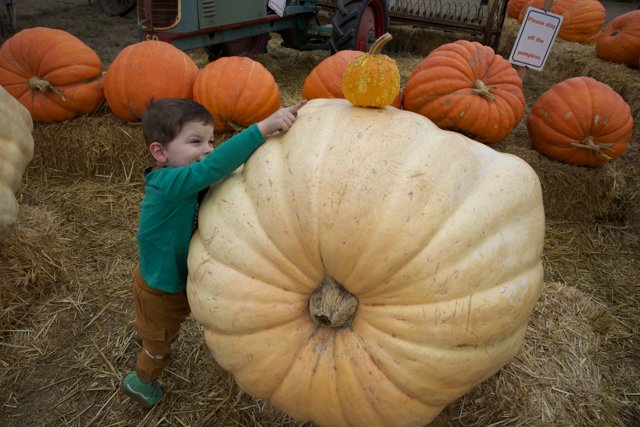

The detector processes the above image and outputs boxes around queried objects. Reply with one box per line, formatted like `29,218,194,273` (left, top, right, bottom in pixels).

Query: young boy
120,98,305,407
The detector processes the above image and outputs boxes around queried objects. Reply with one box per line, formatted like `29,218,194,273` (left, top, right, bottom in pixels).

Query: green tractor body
138,0,388,58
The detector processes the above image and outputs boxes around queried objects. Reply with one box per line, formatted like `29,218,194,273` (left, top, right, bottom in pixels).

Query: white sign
509,7,563,71
268,0,286,17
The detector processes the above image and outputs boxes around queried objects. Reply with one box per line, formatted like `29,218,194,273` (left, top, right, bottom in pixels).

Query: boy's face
156,121,214,168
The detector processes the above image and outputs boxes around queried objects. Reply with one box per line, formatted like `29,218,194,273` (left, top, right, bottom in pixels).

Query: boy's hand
257,100,307,137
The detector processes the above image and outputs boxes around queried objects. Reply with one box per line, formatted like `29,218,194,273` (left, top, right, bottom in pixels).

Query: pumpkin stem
368,32,393,55
28,76,66,101
308,276,358,328
471,80,496,101
570,136,613,161
227,121,246,132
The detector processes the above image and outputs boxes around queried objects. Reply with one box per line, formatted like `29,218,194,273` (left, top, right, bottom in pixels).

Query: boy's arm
156,100,307,199
158,124,265,198
258,100,306,137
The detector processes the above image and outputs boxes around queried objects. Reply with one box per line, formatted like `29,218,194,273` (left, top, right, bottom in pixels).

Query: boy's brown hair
142,98,215,146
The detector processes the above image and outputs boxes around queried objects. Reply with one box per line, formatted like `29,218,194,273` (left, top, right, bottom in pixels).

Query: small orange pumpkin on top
341,33,400,108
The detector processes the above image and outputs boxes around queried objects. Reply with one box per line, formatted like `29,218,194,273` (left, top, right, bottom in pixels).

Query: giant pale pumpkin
302,51,401,108
103,40,199,122
0,27,104,122
187,98,545,427
403,40,524,144
596,10,640,67
527,76,632,166
193,56,280,133
0,85,34,227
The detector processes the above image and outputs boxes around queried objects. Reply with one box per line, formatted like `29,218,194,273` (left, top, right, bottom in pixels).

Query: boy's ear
149,142,167,163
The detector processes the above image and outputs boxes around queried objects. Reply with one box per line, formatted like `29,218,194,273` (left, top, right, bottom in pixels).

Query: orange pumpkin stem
368,32,393,55
308,276,358,328
227,121,246,132
471,80,497,101
570,136,614,161
29,76,66,101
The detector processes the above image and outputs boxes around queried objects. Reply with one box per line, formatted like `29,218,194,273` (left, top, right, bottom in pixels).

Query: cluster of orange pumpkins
507,0,640,67
0,13,634,168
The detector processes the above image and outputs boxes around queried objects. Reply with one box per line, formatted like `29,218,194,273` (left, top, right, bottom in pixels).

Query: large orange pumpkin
553,0,605,43
193,56,280,133
302,50,401,108
507,0,528,18
518,0,605,44
0,27,104,122
302,51,363,100
596,10,640,67
103,40,199,122
527,77,632,167
403,40,524,144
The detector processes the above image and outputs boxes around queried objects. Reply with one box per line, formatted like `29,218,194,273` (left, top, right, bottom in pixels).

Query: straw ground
1,3,639,426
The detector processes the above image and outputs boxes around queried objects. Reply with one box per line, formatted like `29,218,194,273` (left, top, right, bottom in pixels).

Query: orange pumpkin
596,10,640,67
553,0,605,43
302,51,362,100
507,0,528,19
302,50,401,108
518,0,605,44
341,33,400,108
0,27,104,122
527,77,632,167
403,40,524,144
517,0,544,21
103,40,199,122
193,56,280,133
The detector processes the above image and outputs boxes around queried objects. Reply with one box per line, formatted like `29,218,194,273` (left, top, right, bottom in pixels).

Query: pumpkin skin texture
0,27,104,122
193,56,280,133
302,51,362,100
103,40,199,122
553,0,605,43
0,86,34,227
403,40,524,144
507,0,528,19
518,0,605,44
596,10,640,67
187,98,545,427
527,77,632,167
302,50,401,108
341,33,400,108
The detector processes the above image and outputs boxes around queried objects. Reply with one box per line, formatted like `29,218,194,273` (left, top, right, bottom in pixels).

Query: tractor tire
329,0,388,53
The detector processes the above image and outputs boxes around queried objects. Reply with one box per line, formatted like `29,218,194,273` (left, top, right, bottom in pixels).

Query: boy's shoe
120,372,164,407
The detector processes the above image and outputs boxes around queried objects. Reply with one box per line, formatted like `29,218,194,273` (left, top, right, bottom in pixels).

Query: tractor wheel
330,0,388,53
204,34,270,61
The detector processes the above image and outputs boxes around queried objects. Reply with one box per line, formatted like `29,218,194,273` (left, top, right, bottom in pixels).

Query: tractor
136,0,389,58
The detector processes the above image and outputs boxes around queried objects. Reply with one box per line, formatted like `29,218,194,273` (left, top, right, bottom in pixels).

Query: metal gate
319,0,509,49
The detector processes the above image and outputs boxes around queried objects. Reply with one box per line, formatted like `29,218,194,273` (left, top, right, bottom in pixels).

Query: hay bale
29,106,148,180
497,125,629,222
387,25,480,56
432,281,625,426
0,204,71,331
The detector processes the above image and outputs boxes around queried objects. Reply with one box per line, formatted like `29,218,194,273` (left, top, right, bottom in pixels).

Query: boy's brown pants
132,265,190,382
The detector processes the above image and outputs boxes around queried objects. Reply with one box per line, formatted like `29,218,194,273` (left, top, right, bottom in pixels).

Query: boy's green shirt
137,124,265,293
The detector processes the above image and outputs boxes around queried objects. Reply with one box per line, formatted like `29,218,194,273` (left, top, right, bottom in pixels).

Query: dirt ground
2,1,640,427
